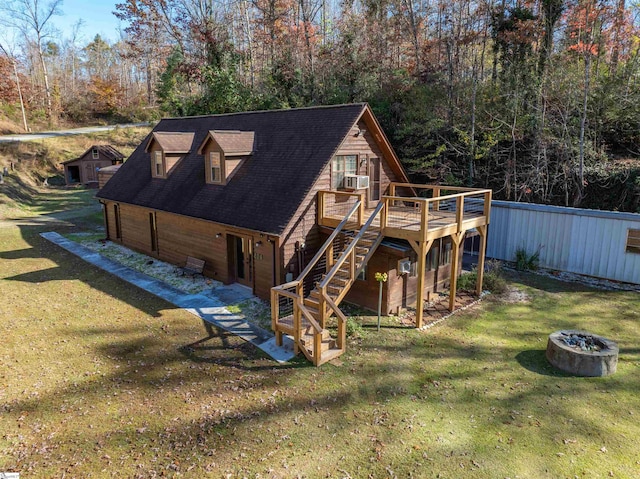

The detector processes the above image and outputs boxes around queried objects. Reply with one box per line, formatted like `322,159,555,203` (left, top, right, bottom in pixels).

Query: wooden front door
367,157,381,207
229,234,253,288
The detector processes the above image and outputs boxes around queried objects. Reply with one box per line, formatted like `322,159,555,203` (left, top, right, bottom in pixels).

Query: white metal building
486,200,640,285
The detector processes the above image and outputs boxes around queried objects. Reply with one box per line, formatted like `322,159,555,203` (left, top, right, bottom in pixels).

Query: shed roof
61,144,125,165
97,104,405,235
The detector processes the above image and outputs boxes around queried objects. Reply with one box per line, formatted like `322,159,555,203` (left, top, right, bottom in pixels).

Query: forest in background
0,0,639,212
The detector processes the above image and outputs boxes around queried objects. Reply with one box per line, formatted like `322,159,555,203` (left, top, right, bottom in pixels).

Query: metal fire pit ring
546,330,618,377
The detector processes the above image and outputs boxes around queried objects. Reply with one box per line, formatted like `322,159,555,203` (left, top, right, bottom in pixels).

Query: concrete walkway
40,232,295,363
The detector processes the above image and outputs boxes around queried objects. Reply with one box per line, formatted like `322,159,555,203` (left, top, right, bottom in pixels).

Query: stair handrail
296,200,362,283
319,201,385,289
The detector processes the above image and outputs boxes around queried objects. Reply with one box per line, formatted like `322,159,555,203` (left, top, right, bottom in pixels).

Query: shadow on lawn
515,349,575,377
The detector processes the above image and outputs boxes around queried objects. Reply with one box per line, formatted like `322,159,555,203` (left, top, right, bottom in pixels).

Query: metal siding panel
558,212,573,270
624,222,640,283
586,215,602,277
539,211,553,268
600,219,617,279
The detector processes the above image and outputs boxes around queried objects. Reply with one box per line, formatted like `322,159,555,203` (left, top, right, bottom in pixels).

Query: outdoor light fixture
255,240,263,247
215,233,222,238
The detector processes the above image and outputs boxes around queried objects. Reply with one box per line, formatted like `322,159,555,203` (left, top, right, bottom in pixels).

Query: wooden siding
155,211,227,281
101,200,279,300
165,154,182,174
346,239,461,314
279,118,405,283
279,161,330,282
335,118,397,197
119,203,155,255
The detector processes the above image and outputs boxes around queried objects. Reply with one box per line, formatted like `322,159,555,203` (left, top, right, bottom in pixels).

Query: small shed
62,145,125,187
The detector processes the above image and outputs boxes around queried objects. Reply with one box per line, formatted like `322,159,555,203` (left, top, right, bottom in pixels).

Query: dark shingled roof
97,104,367,235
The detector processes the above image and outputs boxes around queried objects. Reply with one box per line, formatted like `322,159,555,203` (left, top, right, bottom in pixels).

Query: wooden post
420,200,429,242
318,285,327,329
456,195,464,232
475,225,488,296
318,191,325,225
432,186,440,211
415,239,428,328
294,282,303,354
448,233,464,312
358,192,365,226
326,241,334,272
271,289,281,345
380,198,388,232
389,182,396,197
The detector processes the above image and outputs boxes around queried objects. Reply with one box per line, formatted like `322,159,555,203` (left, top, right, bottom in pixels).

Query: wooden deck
318,184,491,242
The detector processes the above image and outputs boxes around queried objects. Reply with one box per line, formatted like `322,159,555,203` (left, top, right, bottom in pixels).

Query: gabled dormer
145,132,195,178
197,130,255,185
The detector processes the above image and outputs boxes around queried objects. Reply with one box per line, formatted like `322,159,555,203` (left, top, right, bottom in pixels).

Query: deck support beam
475,225,488,296
448,232,465,312
415,238,434,329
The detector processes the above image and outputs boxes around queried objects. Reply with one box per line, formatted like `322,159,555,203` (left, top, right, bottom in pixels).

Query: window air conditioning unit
343,174,370,190
398,259,412,275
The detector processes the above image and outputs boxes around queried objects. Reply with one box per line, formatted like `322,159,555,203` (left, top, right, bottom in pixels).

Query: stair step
318,347,345,365
300,331,336,353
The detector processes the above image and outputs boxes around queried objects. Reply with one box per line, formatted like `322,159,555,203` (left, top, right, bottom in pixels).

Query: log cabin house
96,104,491,365
63,145,125,187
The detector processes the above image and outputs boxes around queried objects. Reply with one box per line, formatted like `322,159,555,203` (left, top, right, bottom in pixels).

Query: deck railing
319,185,491,242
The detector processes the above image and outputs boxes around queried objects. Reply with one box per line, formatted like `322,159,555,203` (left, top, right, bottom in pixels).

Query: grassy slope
0,189,639,477
0,127,148,219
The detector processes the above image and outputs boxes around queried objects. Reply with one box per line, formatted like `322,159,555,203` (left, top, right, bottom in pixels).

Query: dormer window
92,148,99,159
145,131,195,179
153,151,164,177
198,130,255,186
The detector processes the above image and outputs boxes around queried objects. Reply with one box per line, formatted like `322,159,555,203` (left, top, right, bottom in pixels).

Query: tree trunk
12,58,29,132
37,35,53,121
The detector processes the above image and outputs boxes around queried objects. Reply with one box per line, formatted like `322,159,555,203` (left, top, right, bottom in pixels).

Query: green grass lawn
1,191,640,478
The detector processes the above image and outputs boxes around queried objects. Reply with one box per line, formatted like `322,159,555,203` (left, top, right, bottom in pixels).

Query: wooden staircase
271,201,385,366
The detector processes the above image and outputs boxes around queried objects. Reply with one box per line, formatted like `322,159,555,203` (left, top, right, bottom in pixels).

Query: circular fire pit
546,330,618,377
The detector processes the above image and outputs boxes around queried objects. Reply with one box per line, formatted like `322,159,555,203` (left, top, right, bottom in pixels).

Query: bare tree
0,38,29,131
2,0,62,122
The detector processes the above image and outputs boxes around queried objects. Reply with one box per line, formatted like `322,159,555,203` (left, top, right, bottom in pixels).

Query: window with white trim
208,151,222,184
331,155,357,189
153,151,164,177
92,148,99,159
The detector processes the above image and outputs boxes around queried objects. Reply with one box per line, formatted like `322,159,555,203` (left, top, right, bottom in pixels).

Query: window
627,229,640,254
113,204,121,239
153,151,164,177
92,148,99,159
426,246,439,271
332,155,357,189
440,239,452,265
149,212,158,252
209,152,222,183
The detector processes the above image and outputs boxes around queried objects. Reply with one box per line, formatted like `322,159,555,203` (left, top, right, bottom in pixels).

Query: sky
50,0,123,44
